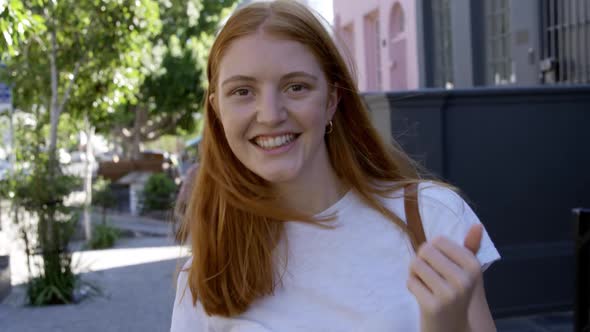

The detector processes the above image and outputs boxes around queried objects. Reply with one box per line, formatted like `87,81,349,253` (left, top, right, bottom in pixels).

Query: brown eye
287,84,308,93
232,88,251,96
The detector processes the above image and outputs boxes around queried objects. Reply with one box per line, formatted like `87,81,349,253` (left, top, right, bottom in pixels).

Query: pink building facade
333,0,419,92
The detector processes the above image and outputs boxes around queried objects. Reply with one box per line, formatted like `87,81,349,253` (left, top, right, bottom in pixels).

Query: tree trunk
48,25,82,161
82,114,94,240
48,28,60,162
131,106,147,160
121,136,132,160
46,26,60,257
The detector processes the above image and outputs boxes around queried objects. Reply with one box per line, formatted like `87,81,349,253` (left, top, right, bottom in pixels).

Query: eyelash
231,88,251,97
286,83,308,93
228,83,310,97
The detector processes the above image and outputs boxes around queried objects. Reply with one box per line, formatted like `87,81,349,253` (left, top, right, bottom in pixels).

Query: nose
256,87,286,126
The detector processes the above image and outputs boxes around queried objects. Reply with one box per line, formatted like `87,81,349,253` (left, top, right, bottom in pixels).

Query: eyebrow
281,71,319,82
221,71,318,88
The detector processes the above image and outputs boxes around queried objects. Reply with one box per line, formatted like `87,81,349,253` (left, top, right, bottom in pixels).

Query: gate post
574,208,590,332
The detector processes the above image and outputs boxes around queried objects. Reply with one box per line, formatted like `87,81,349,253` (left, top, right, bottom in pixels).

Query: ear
208,93,217,113
326,83,340,120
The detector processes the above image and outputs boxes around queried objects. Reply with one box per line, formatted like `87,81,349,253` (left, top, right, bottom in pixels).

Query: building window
485,0,513,85
389,2,408,90
540,0,590,84
431,0,453,88
364,10,381,90
341,23,356,61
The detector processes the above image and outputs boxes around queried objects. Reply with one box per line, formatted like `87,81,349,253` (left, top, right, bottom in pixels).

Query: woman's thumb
464,224,483,255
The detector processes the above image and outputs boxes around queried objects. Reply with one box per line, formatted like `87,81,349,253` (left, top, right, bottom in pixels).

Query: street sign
0,83,11,114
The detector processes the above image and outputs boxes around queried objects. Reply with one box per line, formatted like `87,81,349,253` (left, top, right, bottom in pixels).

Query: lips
251,133,300,149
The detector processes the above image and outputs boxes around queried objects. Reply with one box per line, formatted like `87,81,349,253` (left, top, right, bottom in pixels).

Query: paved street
495,312,573,332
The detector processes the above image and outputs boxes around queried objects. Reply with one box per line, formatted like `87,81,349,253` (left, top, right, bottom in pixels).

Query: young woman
171,1,500,331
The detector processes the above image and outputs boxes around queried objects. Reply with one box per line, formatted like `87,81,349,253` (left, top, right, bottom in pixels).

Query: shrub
142,173,177,212
27,256,76,305
87,224,120,250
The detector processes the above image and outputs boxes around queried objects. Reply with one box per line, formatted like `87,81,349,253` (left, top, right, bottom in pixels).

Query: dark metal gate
364,85,590,317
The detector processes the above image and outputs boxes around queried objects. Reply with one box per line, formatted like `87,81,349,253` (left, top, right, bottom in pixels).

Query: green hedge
142,173,177,212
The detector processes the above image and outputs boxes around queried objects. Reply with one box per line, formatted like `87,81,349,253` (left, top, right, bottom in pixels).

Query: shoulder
416,181,468,218
415,182,501,270
171,256,209,331
370,181,500,269
175,257,193,296
375,180,467,218
409,181,475,236
182,257,193,271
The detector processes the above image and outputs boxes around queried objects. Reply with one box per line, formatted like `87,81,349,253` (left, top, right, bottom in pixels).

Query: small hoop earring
325,120,333,134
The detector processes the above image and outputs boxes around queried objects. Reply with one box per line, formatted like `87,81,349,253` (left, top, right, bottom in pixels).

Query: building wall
508,0,541,86
243,0,588,91
333,0,420,91
420,0,546,88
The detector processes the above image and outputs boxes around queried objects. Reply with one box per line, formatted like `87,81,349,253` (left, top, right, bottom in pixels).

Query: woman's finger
431,236,481,277
418,243,468,292
407,274,435,307
410,256,454,299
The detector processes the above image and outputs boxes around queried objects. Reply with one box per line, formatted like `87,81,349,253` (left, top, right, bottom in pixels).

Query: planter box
0,255,10,302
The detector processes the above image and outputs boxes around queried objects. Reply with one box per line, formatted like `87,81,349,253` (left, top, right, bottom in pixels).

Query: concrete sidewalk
91,211,173,238
0,236,189,332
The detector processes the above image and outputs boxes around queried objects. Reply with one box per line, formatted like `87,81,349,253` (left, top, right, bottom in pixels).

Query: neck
274,145,347,215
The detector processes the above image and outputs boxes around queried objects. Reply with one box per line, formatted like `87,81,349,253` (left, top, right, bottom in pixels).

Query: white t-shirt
170,183,501,332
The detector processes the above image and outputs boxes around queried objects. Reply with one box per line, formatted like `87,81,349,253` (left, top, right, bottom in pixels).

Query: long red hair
177,0,443,317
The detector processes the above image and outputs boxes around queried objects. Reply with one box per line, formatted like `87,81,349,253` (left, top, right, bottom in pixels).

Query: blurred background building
334,0,590,91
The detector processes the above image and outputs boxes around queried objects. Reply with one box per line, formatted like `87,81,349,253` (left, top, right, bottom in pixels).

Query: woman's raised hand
407,224,484,332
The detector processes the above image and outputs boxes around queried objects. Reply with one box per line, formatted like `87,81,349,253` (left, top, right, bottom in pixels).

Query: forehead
218,32,324,81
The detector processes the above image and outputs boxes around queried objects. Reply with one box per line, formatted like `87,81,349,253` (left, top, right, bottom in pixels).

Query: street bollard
0,255,10,302
574,208,590,332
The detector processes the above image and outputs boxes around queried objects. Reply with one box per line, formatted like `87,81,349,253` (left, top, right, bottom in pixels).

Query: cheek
219,106,250,145
297,97,329,130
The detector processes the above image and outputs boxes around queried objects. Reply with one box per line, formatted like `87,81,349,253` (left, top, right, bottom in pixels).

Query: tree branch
49,29,58,110
139,113,183,142
58,58,83,113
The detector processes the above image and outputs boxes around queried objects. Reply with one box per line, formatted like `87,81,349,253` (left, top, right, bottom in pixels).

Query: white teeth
255,134,296,149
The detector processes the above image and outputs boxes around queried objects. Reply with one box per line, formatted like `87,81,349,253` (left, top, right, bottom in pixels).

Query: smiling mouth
251,133,300,150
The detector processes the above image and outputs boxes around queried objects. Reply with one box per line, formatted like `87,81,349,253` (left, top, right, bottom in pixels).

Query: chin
256,168,300,184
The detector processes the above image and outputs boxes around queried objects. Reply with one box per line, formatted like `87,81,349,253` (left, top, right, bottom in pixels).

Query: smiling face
211,32,338,186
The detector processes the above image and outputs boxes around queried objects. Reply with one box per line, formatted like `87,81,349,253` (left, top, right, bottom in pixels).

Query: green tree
1,0,160,305
3,0,160,236
4,108,81,305
109,0,238,159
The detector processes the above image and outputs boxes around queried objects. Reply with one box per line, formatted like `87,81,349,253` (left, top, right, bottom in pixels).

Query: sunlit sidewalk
0,236,190,332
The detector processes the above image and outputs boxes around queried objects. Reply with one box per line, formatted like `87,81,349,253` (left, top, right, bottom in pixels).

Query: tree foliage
0,0,45,58
106,0,238,158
